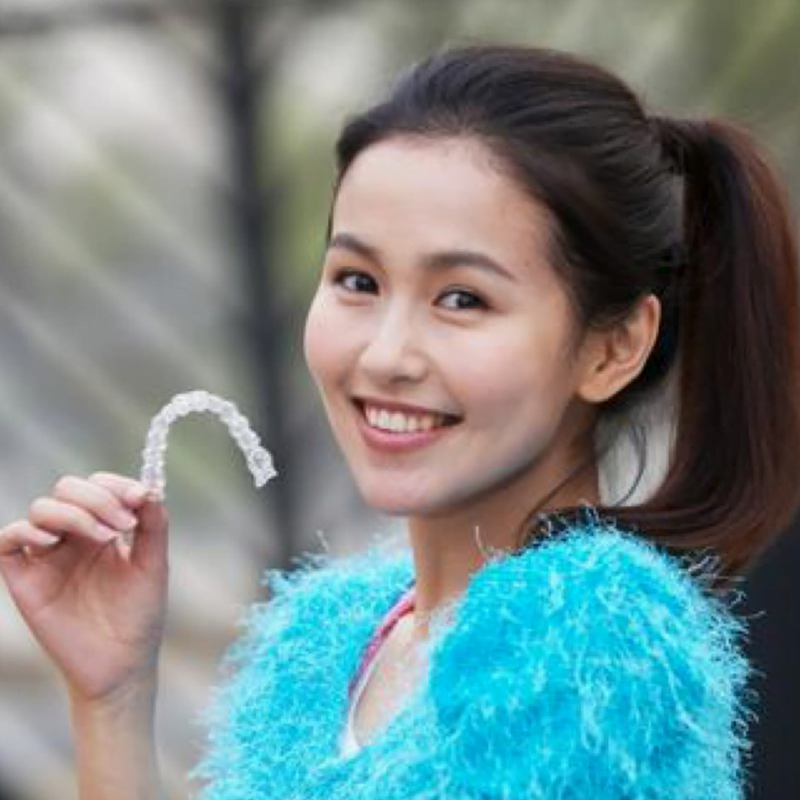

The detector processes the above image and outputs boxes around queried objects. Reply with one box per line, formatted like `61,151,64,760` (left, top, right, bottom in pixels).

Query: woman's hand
0,472,169,705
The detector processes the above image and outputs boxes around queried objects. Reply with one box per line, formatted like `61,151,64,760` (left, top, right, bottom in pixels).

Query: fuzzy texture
187,512,756,799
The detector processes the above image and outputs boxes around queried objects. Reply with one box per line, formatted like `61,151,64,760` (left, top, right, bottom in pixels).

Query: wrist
68,675,162,800
67,666,159,711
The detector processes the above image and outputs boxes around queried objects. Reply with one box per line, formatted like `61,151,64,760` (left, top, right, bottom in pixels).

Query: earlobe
576,294,661,404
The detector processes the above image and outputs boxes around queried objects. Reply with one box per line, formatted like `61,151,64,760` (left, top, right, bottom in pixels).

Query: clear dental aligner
140,389,277,502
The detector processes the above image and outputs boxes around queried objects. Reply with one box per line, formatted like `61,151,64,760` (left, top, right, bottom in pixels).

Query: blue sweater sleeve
427,525,757,800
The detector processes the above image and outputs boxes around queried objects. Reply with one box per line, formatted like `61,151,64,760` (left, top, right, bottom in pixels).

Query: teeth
364,403,447,434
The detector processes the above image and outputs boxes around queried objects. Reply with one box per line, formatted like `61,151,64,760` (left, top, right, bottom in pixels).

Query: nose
358,307,428,386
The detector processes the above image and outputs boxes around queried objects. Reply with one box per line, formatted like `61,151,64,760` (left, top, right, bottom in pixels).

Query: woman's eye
438,289,487,311
332,269,377,294
330,271,486,311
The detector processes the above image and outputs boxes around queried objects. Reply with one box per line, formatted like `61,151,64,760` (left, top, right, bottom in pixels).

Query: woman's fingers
52,475,140,534
0,519,61,556
86,473,168,571
0,520,67,584
0,472,168,581
88,472,152,510
28,496,119,546
86,474,169,570
128,499,169,572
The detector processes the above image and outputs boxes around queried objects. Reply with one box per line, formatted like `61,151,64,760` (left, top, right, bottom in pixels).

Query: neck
405,457,599,642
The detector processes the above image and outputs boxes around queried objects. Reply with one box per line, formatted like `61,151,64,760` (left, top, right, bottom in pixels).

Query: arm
69,677,165,800
0,474,170,800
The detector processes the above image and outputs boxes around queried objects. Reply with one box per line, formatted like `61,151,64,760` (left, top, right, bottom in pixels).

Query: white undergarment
339,631,390,758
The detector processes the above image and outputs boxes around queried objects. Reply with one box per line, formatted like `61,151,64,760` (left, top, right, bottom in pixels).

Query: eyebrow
327,231,517,283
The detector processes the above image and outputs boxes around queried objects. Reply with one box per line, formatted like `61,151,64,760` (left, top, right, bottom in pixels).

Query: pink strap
348,584,416,699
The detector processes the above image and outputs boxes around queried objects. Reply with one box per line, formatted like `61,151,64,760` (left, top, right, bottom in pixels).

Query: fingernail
116,511,138,530
124,485,146,504
97,524,119,542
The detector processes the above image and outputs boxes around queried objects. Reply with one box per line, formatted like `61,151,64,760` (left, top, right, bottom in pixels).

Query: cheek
303,293,338,386
304,292,368,399
452,324,568,421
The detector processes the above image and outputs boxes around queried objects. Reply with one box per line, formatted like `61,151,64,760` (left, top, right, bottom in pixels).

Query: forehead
330,136,553,271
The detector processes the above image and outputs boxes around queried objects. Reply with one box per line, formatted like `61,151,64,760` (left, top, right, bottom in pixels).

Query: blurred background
0,1,797,798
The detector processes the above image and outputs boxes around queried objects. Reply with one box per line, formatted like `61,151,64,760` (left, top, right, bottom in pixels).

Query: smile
364,402,451,433
352,399,461,453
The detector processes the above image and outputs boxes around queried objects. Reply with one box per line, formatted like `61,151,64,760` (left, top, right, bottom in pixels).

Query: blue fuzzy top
188,512,756,799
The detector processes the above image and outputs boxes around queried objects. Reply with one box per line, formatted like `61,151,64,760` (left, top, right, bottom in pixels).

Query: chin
360,494,428,517
356,480,437,517
358,482,469,518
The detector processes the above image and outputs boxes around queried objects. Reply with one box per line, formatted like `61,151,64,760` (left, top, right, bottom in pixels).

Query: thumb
130,497,169,572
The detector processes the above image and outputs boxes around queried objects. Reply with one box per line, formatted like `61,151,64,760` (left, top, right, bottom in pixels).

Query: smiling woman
2,42,799,800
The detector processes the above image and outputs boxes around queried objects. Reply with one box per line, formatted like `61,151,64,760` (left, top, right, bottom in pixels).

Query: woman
2,44,799,799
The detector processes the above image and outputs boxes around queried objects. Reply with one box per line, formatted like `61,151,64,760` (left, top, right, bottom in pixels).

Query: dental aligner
140,389,277,502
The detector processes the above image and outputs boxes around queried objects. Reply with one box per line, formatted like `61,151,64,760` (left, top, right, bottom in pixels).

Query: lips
351,397,462,453
352,397,462,425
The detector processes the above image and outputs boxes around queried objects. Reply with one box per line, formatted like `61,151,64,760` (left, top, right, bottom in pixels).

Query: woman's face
304,136,591,517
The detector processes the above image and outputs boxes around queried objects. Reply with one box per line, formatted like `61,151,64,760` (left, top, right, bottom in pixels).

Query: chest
348,608,430,749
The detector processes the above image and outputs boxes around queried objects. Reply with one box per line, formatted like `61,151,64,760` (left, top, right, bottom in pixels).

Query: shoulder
458,510,748,657
260,533,413,616
429,511,756,799
216,532,414,672
190,534,414,794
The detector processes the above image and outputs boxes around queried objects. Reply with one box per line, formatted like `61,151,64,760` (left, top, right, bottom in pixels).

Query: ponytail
600,117,800,587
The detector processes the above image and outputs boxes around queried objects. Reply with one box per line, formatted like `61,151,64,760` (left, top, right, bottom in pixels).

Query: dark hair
329,44,800,592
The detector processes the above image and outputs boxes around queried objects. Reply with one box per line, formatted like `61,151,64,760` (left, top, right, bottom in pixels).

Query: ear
576,294,661,404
